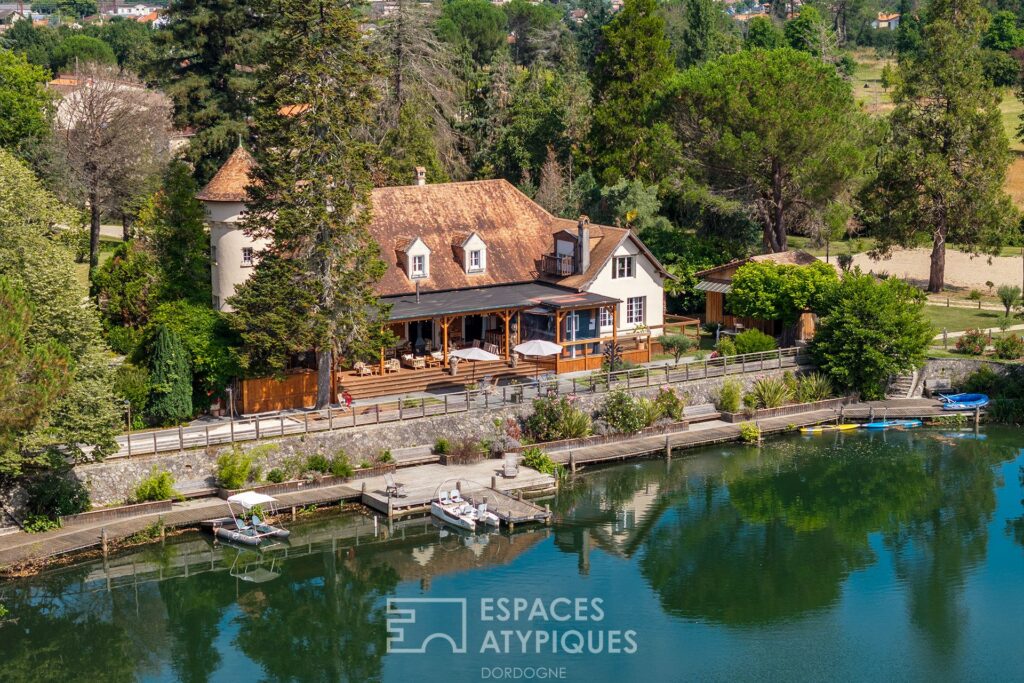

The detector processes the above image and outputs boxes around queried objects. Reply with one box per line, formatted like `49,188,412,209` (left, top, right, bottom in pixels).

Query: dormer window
411,254,426,278
459,232,486,274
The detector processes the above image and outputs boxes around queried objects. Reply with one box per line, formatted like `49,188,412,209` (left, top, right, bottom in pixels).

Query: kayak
864,419,922,430
800,424,860,434
939,393,989,410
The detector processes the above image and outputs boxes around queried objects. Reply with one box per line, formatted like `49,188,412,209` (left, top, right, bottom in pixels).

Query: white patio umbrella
449,346,500,382
513,339,563,379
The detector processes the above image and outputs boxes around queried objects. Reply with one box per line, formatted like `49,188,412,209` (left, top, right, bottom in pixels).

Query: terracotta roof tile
196,146,256,202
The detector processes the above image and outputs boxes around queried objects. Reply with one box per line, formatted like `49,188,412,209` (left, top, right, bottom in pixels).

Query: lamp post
123,399,131,457
226,387,234,420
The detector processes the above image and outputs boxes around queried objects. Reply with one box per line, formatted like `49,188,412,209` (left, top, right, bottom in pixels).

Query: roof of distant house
695,249,823,279
876,11,900,21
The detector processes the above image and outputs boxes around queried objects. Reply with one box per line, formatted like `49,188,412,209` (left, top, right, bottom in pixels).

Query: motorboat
476,502,501,527
208,491,290,546
939,393,990,410
430,497,479,532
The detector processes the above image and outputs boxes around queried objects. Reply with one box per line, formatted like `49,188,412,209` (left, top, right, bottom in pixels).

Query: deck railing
541,253,575,276
113,347,809,459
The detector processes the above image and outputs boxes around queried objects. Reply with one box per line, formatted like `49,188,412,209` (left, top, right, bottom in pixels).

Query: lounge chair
503,453,519,478
401,353,426,370
451,488,465,504
385,472,406,498
480,375,499,395
353,361,372,377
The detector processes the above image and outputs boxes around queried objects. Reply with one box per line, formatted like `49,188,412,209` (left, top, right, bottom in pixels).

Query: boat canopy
227,491,278,509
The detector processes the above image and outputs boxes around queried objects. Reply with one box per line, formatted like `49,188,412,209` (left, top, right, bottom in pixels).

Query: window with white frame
626,296,645,325
612,255,634,279
241,247,254,267
411,254,427,278
468,249,483,272
599,307,613,328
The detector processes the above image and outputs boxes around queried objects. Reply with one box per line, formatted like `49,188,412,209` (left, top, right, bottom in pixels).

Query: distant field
923,305,1007,333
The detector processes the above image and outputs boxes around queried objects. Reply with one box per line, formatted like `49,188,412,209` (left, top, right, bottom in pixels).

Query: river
1,427,1022,682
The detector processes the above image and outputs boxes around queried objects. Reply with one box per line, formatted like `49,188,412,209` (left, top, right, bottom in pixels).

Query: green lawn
923,305,1010,333
72,237,120,291
787,234,876,257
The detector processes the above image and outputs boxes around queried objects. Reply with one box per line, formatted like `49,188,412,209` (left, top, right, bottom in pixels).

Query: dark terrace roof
383,283,621,322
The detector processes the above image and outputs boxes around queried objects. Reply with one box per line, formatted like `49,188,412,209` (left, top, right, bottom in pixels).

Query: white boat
476,502,500,527
431,489,479,531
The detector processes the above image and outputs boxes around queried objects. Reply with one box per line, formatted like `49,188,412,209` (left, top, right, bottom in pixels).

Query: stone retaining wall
921,358,1006,386
8,366,800,516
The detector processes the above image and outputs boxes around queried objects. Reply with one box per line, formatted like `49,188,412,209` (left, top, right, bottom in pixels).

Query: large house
198,147,672,410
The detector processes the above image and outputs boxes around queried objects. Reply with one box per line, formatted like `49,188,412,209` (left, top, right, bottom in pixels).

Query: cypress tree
231,0,387,408
149,324,193,425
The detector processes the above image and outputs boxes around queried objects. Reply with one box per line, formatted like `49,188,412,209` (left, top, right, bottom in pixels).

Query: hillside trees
0,48,52,150
670,48,873,253
230,0,388,408
864,0,1018,293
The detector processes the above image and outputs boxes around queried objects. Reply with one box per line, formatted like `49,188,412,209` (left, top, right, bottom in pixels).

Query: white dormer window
461,233,487,274
411,254,426,278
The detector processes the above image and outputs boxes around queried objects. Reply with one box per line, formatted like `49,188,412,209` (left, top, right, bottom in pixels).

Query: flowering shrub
994,333,1024,360
955,328,987,356
525,396,592,442
654,386,686,421
601,390,649,434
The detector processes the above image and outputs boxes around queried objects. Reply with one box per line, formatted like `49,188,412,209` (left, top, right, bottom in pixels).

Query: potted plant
633,323,650,350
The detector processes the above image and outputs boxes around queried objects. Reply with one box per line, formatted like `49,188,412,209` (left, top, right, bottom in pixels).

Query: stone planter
439,452,485,466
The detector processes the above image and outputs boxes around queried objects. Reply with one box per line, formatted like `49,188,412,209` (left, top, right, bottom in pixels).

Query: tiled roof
196,149,669,296
196,146,257,201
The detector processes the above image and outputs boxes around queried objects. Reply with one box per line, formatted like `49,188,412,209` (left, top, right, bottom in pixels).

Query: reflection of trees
236,550,398,682
0,571,138,682
160,570,235,683
1005,466,1024,549
641,488,873,624
883,438,1013,653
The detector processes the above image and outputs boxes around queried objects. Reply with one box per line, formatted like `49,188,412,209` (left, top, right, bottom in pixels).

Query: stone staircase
886,370,923,399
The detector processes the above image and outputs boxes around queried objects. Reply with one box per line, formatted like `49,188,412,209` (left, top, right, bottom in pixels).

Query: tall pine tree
232,0,387,408
862,0,1018,292
148,325,193,425
591,0,677,184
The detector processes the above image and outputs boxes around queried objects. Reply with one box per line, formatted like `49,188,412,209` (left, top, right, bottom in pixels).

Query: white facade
586,238,666,338
207,201,269,312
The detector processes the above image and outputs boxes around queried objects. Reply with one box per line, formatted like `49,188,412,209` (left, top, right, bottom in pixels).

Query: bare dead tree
53,63,171,276
371,0,466,177
535,147,568,217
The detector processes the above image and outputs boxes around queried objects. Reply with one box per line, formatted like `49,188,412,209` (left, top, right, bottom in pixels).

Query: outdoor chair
472,339,481,348
401,354,426,370
353,361,372,377
480,375,499,395
385,473,406,498
484,342,499,355
384,358,401,374
503,453,519,478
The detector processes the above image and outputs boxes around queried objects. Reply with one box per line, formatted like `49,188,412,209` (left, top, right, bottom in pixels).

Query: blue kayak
864,419,923,430
939,393,989,410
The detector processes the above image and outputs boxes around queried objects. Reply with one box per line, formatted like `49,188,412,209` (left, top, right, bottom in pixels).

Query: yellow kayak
800,423,860,434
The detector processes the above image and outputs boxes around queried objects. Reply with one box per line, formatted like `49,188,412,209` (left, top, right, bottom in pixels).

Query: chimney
575,215,590,275
414,166,426,186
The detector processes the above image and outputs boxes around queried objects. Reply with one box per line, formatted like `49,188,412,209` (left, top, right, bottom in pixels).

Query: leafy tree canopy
728,260,839,324
0,48,53,149
437,0,508,65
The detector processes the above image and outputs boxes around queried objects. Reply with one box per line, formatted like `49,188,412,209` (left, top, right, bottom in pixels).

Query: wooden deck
358,461,554,525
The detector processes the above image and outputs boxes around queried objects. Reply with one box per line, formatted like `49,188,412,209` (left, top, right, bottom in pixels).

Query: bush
967,289,983,301
525,396,592,442
716,337,737,356
521,446,560,475
660,334,695,363
25,473,90,519
750,376,793,408
106,326,144,356
733,329,777,355
654,386,685,420
330,455,354,478
134,468,180,502
795,372,834,403
305,453,331,474
955,328,988,356
961,366,1001,394
433,437,452,454
994,333,1024,360
217,448,261,489
266,468,287,483
739,422,760,443
716,379,742,412
377,449,394,464
601,390,649,434
24,515,60,533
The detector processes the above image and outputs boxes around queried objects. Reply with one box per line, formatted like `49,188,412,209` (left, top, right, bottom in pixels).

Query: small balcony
542,253,575,276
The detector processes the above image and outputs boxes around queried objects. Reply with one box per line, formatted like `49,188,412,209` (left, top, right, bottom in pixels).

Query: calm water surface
2,427,1023,682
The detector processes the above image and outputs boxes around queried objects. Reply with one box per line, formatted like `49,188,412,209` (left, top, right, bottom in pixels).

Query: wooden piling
101,527,108,557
